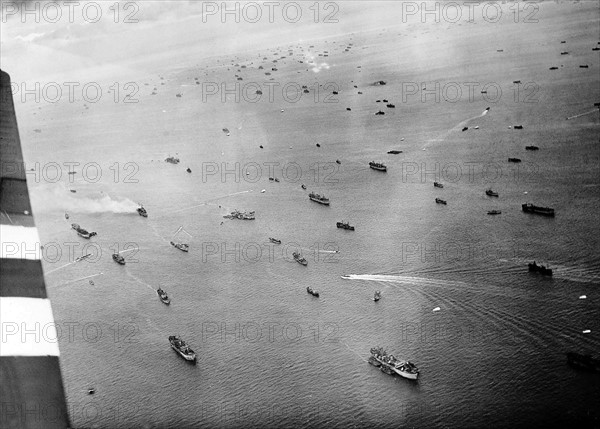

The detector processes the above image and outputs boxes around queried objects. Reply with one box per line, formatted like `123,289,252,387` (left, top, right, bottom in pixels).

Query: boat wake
125,269,155,292
341,274,468,288
57,272,103,287
566,109,599,120
424,108,490,147
169,190,253,214
344,342,369,363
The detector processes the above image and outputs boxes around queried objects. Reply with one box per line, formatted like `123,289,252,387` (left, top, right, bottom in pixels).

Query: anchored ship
369,161,387,172
112,253,125,265
306,286,319,297
157,288,171,305
522,203,555,217
309,192,330,206
169,336,196,362
336,221,355,231
508,157,521,163
71,223,97,239
487,210,502,215
165,156,180,164
223,209,255,220
434,182,443,188
435,198,447,205
525,145,539,151
485,189,499,197
528,261,553,276
368,347,419,380
293,252,308,266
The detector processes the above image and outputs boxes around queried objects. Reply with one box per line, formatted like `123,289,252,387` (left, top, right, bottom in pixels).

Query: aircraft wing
1,69,71,428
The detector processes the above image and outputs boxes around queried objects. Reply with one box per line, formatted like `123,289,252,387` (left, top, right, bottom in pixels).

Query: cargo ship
169,336,196,362
528,261,553,276
368,347,419,380
522,203,555,217
309,192,330,206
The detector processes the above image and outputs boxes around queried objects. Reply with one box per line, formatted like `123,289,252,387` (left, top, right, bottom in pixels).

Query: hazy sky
2,1,408,82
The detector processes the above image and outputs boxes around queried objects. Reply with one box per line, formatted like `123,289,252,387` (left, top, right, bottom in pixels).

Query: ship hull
522,204,555,217
171,345,196,362
309,197,330,205
370,356,418,380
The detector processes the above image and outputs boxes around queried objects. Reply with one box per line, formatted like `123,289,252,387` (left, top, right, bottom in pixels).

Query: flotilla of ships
65,160,564,368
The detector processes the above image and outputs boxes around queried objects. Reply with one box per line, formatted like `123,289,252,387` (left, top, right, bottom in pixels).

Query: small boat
269,237,282,244
274,178,280,182
369,161,387,172
75,253,92,262
485,189,499,197
369,347,419,380
157,288,171,305
65,212,69,219
137,206,148,217
508,157,521,163
68,171,76,175
487,210,502,215
462,127,468,132
435,198,447,205
186,167,192,173
171,241,189,252
89,280,94,285
336,159,341,164
307,286,319,297
301,184,307,190
169,336,196,362
387,150,402,154
525,145,539,150
336,221,355,231
293,252,308,266
528,261,553,276
513,125,524,130
112,253,125,265
309,192,330,206
434,182,443,188
87,388,95,395
70,189,76,193
165,156,180,164
373,291,381,302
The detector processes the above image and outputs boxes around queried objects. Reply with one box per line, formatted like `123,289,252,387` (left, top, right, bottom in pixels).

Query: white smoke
30,183,139,214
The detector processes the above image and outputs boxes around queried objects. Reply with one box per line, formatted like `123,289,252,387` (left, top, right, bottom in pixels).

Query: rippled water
22,17,600,428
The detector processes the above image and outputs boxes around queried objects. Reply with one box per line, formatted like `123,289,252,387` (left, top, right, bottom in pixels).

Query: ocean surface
15,3,600,428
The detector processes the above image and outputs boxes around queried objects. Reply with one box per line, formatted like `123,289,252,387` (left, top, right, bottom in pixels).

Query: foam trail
341,274,468,288
169,190,253,214
345,343,368,363
566,109,598,120
45,261,75,275
126,270,156,291
424,108,490,147
58,272,103,286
